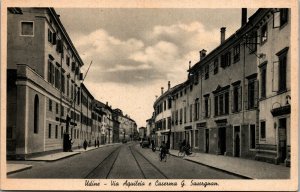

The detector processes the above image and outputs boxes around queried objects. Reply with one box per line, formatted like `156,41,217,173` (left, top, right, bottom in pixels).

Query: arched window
34,95,39,134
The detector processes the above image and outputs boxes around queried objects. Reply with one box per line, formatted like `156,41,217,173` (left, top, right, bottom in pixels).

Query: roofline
189,8,270,72
81,83,94,99
49,8,84,67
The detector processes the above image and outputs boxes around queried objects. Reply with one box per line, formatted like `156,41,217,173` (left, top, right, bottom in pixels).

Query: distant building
138,127,146,139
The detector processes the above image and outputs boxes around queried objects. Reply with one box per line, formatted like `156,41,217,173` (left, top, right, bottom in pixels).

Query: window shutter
52,33,57,45
48,29,51,42
208,97,211,117
273,10,280,28
202,98,205,118
244,83,248,110
254,80,259,108
48,61,51,82
231,89,234,113
272,61,279,92
238,86,242,111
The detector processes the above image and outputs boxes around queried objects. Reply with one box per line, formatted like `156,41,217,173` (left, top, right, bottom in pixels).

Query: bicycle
178,146,193,158
159,149,168,162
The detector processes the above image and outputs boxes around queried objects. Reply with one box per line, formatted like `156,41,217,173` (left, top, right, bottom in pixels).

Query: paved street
8,142,241,179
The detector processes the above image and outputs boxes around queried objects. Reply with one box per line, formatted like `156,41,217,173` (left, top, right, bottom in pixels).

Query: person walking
160,141,167,162
83,139,88,150
97,139,100,148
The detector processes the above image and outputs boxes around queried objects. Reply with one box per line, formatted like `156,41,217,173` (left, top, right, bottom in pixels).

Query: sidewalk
169,149,290,179
7,143,121,174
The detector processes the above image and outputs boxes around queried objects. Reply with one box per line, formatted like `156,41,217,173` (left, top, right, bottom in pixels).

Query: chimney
106,102,108,106
168,81,171,90
155,95,158,100
189,61,191,69
161,87,164,95
220,27,226,44
200,49,207,61
242,8,247,26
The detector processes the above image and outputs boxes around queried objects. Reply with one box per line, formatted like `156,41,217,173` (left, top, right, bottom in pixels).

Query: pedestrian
160,141,167,162
94,139,96,147
97,139,100,148
89,140,91,147
83,139,87,150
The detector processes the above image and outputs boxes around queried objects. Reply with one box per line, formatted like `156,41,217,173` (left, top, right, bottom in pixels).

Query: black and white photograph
1,0,298,191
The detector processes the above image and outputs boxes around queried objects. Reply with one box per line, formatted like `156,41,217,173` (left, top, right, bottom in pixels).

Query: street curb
7,165,32,175
26,152,80,162
169,153,253,179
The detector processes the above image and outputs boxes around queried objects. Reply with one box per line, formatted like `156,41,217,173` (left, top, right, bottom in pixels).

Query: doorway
278,118,287,163
234,126,241,157
218,127,226,155
205,129,209,153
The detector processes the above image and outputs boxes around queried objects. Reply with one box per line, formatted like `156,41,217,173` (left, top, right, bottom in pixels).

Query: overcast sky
56,8,257,127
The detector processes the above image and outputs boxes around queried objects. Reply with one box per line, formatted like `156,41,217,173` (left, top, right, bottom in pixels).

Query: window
164,100,166,111
194,99,199,121
260,65,267,98
61,105,64,116
204,65,209,79
249,124,256,149
21,21,33,36
55,125,58,139
277,48,288,92
214,58,218,74
261,24,268,44
48,29,56,44
77,88,80,105
168,98,172,109
49,99,52,111
34,95,39,134
66,56,70,66
167,117,171,129
221,52,231,68
246,79,258,109
204,95,210,118
260,121,266,139
48,61,55,85
48,124,52,138
247,31,257,53
214,91,229,116
55,68,60,89
180,108,183,124
61,74,65,93
190,104,193,122
184,106,187,123
233,44,240,63
232,85,242,113
280,8,288,26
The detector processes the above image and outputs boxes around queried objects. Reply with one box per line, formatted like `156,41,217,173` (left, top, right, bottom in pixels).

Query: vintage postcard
0,0,298,191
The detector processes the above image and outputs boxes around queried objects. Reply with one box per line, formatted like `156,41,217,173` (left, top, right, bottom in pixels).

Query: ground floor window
48,124,52,138
55,125,58,139
249,124,256,149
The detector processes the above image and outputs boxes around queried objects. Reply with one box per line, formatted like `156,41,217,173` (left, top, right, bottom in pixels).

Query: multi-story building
7,8,85,159
255,8,291,166
138,127,146,139
152,8,291,166
153,81,174,147
6,7,137,159
112,109,120,143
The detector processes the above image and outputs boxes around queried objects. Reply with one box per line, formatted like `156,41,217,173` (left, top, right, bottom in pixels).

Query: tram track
129,145,168,179
84,145,121,179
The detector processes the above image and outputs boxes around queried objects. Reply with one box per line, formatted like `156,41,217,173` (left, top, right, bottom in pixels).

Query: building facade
255,8,291,165
7,8,137,159
151,8,291,166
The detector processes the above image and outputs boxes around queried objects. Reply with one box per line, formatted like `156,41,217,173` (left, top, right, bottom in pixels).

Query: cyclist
160,141,167,161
